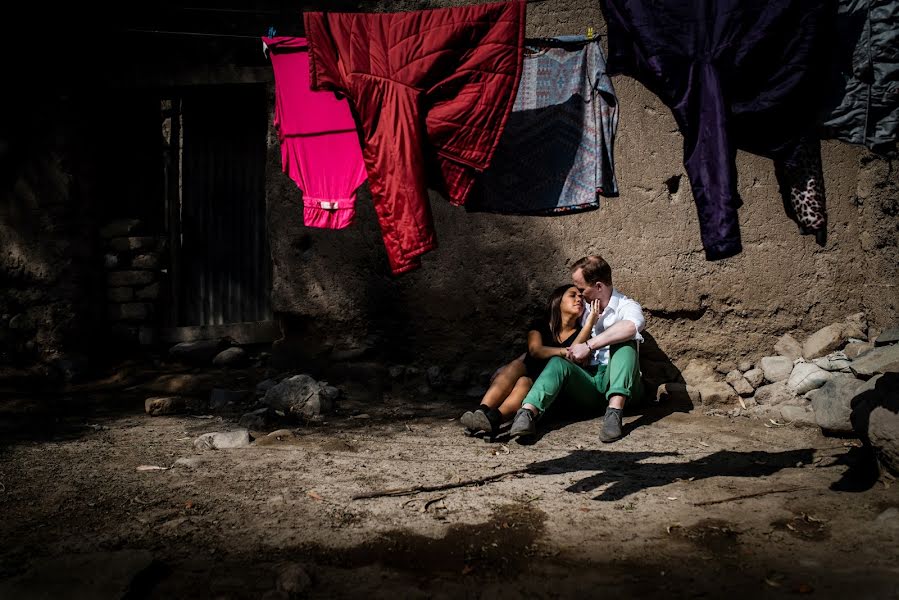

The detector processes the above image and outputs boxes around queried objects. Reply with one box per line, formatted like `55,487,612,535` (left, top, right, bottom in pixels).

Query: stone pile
659,314,898,474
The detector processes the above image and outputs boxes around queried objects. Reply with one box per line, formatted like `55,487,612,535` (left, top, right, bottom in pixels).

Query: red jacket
304,1,525,274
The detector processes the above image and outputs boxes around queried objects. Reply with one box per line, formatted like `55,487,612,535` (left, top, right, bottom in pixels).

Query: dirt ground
1,364,898,599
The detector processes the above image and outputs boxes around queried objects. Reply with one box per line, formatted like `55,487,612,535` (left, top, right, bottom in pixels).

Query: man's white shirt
581,289,645,366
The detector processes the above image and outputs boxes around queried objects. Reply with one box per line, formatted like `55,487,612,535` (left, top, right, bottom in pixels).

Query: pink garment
264,36,367,229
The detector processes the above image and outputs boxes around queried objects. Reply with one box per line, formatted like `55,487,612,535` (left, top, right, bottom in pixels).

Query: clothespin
586,26,594,39
267,25,277,38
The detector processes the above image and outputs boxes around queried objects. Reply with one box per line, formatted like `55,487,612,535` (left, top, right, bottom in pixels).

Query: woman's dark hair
547,284,577,342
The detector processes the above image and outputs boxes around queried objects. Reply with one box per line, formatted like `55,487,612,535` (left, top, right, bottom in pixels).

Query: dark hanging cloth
600,0,830,259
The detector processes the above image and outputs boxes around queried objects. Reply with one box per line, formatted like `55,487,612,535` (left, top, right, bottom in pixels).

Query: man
509,255,645,443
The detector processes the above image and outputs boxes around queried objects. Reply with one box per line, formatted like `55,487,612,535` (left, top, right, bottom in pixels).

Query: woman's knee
513,376,533,391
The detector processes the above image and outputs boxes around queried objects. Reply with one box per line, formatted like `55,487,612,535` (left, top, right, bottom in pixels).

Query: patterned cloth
467,36,619,215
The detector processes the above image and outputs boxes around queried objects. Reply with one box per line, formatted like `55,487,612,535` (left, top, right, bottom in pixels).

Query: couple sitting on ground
460,255,645,443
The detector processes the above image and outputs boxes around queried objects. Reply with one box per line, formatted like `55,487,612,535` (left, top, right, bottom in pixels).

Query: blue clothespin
267,26,277,38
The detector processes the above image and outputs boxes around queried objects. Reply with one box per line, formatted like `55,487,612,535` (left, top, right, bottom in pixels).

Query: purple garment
600,0,829,259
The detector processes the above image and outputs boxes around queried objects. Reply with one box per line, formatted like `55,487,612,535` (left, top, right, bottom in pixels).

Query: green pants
523,342,643,414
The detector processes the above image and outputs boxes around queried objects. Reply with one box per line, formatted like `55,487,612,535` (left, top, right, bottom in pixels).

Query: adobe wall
268,0,898,375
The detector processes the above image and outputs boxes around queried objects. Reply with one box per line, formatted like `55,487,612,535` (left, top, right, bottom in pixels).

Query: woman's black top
523,318,580,379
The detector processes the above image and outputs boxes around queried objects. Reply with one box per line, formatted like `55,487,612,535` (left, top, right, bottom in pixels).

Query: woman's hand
586,299,601,325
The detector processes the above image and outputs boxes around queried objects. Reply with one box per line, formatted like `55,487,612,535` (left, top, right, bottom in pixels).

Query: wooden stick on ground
693,487,810,507
352,468,529,500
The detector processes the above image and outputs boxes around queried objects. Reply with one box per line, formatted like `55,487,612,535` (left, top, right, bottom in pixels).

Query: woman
460,284,599,436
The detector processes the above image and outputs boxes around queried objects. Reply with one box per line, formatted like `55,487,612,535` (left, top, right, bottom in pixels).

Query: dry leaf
738,397,747,409
136,465,168,472
307,490,324,501
579,507,591,512
461,565,475,575
666,524,681,535
796,583,813,594
764,577,782,588
185,501,195,509
667,496,678,500
698,441,710,447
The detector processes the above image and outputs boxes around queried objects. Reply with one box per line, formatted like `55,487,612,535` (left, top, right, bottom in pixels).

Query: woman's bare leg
497,376,533,421
478,359,527,409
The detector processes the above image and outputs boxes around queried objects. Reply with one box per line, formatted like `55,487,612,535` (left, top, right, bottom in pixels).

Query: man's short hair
571,255,612,286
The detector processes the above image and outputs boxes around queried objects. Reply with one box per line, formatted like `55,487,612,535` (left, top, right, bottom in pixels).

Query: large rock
725,369,743,384
808,377,869,434
760,356,794,383
780,404,817,427
744,368,765,388
875,326,899,346
213,347,247,367
263,374,338,418
656,382,701,405
849,344,899,377
107,270,155,287
145,396,185,416
802,324,848,360
774,333,803,360
696,382,738,406
845,341,875,360
680,359,719,386
730,377,755,397
738,360,753,373
209,388,250,411
851,374,899,475
754,381,796,406
843,312,868,341
787,362,832,394
193,429,251,450
169,339,231,365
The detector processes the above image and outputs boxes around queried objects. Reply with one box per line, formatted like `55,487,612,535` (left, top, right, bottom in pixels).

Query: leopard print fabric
775,137,827,237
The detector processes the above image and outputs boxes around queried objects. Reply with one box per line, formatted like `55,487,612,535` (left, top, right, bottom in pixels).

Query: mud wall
268,0,899,372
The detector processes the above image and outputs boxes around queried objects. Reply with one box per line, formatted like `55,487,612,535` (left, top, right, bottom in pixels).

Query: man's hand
567,341,593,364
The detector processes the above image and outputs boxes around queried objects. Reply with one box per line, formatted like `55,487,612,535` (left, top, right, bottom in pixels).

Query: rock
843,312,868,341
780,405,817,427
760,356,794,383
787,362,832,394
875,326,899,346
725,369,743,384
849,344,899,377
802,323,848,360
145,396,185,416
656,382,701,405
51,354,89,382
109,236,157,252
193,429,251,450
255,429,297,446
738,360,753,373
754,381,796,406
696,382,738,406
256,378,278,395
131,254,160,270
209,388,250,411
276,563,312,596
427,365,444,388
774,334,803,360
744,368,765,388
807,377,868,434
449,364,470,386
169,339,230,365
731,377,755,397
8,313,33,330
680,359,719,386
716,361,737,375
388,365,406,379
100,218,142,238
263,374,336,418
107,270,155,287
140,373,218,394
239,408,272,430
104,254,119,269
813,352,852,372
851,374,899,474
108,287,133,302
135,282,161,300
213,347,247,367
844,341,875,360
0,550,156,600
874,507,899,528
